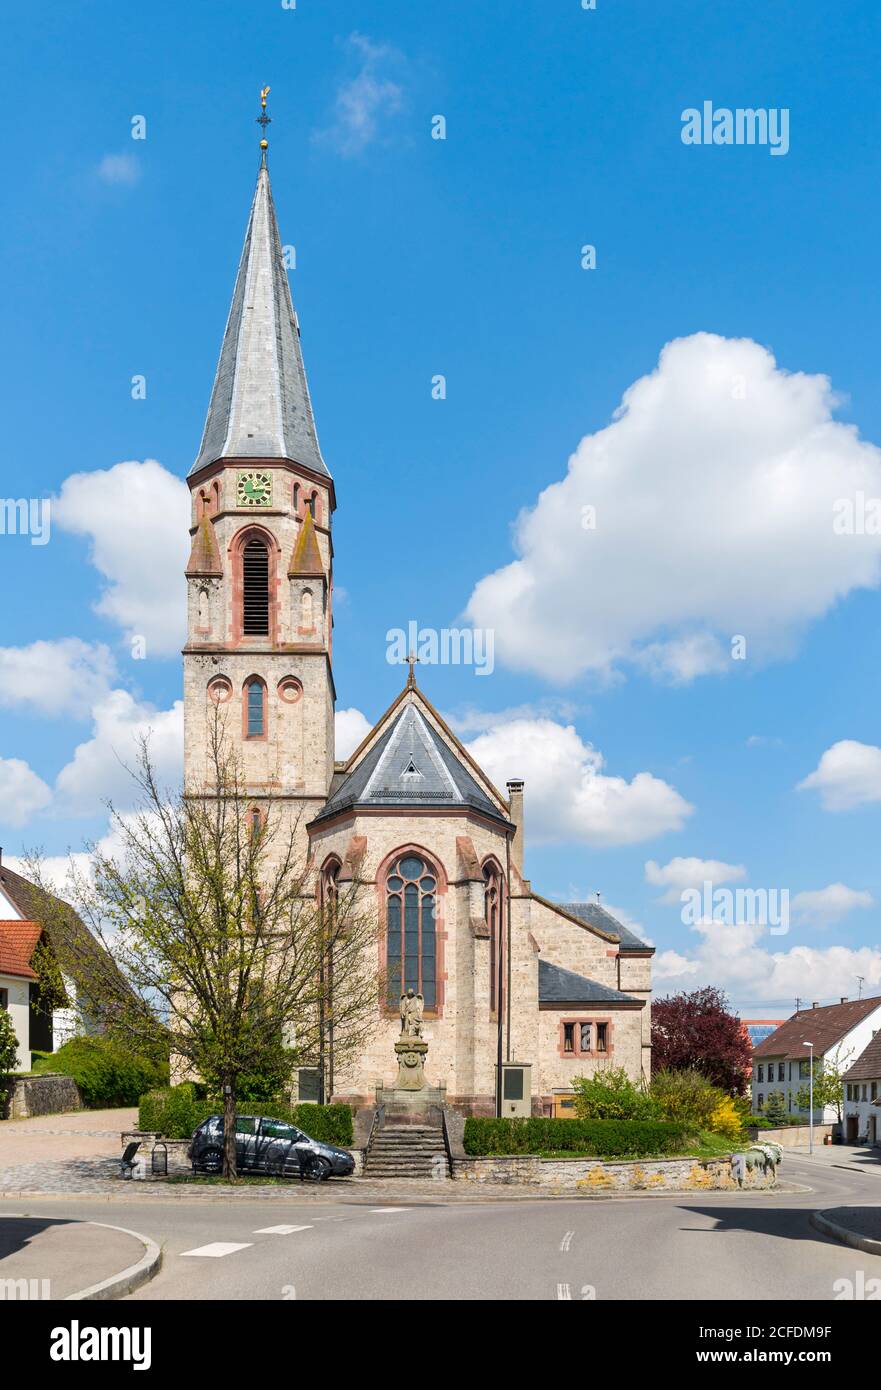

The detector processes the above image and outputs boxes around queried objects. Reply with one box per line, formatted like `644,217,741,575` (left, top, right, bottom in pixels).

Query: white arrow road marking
253,1225,313,1235
369,1207,410,1213
560,1231,574,1252
557,1283,572,1300
180,1242,253,1258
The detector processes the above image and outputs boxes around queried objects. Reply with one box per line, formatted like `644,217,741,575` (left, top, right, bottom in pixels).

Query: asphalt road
1,1152,880,1301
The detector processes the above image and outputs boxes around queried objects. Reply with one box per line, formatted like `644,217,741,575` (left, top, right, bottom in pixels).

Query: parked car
187,1113,355,1180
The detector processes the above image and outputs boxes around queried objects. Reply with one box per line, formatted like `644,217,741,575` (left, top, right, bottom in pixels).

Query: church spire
191,98,329,481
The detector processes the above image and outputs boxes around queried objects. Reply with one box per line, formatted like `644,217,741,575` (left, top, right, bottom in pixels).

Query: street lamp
804,1041,814,1155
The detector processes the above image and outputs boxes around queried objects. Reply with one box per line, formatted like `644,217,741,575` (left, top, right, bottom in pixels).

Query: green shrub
33,1036,167,1108
650,1068,722,1130
138,1085,352,1144
463,1116,692,1158
0,1010,19,1081
572,1066,659,1121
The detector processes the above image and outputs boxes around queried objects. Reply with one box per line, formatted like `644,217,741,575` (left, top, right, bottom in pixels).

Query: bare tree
27,720,381,1178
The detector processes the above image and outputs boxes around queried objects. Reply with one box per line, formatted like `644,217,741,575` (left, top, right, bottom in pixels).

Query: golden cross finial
256,85,272,164
406,650,419,688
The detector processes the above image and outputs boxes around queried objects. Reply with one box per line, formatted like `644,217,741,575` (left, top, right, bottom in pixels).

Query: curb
66,1221,162,1301
810,1209,881,1258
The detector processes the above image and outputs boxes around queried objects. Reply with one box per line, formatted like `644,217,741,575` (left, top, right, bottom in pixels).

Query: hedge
463,1116,693,1157
138,1086,353,1145
32,1037,167,1108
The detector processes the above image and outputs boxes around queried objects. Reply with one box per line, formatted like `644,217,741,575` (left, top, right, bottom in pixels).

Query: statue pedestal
394,1038,429,1091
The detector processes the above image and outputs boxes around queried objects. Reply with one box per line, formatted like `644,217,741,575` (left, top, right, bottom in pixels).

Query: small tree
572,1066,657,1120
0,1008,20,1083
764,1091,787,1126
651,986,753,1094
794,1046,853,1123
27,719,381,1179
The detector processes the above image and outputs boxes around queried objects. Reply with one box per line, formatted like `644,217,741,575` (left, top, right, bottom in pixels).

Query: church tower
183,107,335,867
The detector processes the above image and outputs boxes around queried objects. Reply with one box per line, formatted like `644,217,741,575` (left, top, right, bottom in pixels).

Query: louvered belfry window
242,538,270,635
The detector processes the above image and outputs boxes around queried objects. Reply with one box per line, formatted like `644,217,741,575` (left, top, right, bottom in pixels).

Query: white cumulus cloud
97,153,141,186
0,758,52,827
0,639,116,718
54,691,184,816
335,707,373,760
798,740,881,812
314,33,405,157
54,460,190,657
791,883,874,928
466,333,881,682
645,855,747,904
464,717,692,847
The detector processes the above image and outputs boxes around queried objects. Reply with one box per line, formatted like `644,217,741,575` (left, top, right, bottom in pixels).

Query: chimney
812,1001,820,1009
506,779,524,876
840,997,848,1004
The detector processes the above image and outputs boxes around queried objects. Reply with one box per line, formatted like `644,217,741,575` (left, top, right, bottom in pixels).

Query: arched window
242,537,269,635
308,492,317,521
245,677,266,738
248,805,263,839
300,587,314,629
211,480,221,514
292,481,300,513
386,853,437,1008
484,861,504,1013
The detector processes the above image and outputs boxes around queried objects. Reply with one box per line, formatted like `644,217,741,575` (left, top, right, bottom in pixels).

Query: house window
873,1082,878,1101
596,1022,608,1053
579,1023,592,1053
386,853,437,1009
778,1063,785,1081
563,1023,575,1053
245,678,266,737
757,1094,764,1110
242,537,270,635
757,1065,763,1082
484,861,504,1013
863,1085,869,1102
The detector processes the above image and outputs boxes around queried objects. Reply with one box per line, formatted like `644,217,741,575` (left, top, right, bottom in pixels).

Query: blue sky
3,0,881,1013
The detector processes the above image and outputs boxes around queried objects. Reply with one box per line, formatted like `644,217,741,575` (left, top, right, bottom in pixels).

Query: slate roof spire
191,148,329,480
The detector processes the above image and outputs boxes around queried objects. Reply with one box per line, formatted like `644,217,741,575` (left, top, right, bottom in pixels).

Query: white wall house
842,1030,881,1146
752,996,881,1125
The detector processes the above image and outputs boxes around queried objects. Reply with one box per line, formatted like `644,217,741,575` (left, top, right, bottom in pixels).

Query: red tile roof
843,1029,881,1083
753,996,881,1060
0,921,41,980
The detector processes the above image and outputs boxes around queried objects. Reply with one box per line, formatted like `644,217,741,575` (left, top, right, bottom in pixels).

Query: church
183,124,654,1118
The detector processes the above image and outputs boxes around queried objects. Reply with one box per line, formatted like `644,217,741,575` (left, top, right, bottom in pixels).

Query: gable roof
311,697,509,829
843,1029,881,1083
0,861,121,1002
538,959,643,1007
191,164,328,480
0,921,41,980
556,901,652,952
753,996,881,1060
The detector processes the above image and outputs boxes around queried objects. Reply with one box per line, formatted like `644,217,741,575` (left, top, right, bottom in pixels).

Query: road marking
560,1230,575,1252
369,1207,410,1213
180,1242,253,1258
253,1225,313,1235
557,1283,572,1300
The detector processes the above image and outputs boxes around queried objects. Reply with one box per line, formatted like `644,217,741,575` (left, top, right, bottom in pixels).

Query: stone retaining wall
748,1124,832,1148
451,1153,778,1191
4,1073,82,1120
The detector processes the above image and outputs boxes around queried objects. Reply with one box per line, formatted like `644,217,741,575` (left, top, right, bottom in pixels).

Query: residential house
842,1030,881,1145
751,996,881,1124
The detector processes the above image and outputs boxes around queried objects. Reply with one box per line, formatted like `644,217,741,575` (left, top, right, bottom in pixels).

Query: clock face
236,470,272,508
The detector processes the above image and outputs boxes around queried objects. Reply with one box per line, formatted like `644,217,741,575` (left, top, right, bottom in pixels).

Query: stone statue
399,988,424,1039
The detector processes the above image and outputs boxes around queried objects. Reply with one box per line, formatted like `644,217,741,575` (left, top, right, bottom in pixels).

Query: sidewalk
0,1213,158,1299
0,1106,138,1196
785,1142,881,1174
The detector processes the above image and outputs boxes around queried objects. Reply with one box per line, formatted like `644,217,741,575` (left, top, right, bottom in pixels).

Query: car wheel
309,1156,332,1183
199,1146,223,1175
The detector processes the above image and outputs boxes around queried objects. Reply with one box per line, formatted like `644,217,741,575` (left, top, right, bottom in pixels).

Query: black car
188,1114,355,1180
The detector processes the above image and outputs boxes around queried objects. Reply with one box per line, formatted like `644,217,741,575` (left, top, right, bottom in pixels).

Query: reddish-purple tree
651,986,753,1095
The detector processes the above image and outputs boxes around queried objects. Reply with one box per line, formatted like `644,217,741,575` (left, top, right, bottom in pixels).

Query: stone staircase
364,1119,450,1180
